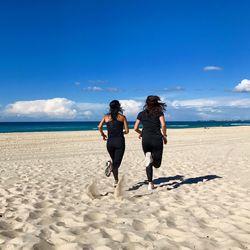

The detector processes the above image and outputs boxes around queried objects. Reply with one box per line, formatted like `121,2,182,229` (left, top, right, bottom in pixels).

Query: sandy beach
0,127,250,250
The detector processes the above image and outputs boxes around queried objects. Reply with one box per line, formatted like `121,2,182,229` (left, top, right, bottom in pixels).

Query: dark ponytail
108,100,123,120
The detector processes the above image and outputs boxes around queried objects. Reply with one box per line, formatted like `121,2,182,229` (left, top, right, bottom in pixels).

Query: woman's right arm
159,115,167,144
134,119,142,138
98,116,107,141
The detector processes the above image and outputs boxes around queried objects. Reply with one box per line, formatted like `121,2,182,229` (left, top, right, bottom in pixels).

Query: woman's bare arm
134,119,142,138
123,116,129,134
159,115,167,144
98,116,107,141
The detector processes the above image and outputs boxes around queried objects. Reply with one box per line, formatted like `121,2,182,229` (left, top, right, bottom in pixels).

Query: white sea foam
230,123,250,126
168,125,189,127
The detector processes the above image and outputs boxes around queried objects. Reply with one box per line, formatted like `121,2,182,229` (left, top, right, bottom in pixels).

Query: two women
98,96,167,189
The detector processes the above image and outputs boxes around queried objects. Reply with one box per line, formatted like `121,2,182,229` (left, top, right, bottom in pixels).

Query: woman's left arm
159,115,167,144
123,116,129,134
98,116,107,141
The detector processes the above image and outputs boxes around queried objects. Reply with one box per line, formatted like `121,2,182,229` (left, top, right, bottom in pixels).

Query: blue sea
0,121,250,133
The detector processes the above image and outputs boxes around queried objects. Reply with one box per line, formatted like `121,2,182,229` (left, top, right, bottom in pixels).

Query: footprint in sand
83,212,107,222
33,239,54,250
0,230,18,239
132,219,145,231
0,221,11,230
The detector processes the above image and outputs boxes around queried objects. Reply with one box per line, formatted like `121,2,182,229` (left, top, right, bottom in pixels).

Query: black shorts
142,135,163,168
106,137,125,169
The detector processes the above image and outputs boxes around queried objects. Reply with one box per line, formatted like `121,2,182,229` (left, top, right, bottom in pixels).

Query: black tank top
107,120,124,138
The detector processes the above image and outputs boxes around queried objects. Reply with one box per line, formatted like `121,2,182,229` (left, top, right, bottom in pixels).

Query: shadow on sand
128,174,222,191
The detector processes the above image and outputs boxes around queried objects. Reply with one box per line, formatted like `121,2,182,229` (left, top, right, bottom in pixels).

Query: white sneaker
145,152,153,167
148,182,155,191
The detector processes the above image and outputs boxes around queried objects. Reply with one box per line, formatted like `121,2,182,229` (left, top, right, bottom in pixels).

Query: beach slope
0,127,250,249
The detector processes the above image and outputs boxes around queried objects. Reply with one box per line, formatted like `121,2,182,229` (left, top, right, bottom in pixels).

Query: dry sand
0,127,250,250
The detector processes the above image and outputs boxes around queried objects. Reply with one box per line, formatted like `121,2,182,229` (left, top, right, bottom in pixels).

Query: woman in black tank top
134,96,167,190
98,100,129,187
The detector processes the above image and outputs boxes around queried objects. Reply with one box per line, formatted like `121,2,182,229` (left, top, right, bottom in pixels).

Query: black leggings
107,137,125,181
142,135,163,182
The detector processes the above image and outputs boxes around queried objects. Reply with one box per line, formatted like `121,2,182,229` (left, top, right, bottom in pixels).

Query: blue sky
0,0,250,121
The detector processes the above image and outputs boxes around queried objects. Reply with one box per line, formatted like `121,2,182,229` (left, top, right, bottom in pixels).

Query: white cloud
78,99,143,119
196,107,222,113
85,86,103,92
83,86,119,92
76,99,143,119
164,86,185,92
234,79,250,93
170,97,250,109
106,87,119,92
227,99,250,108
119,99,143,117
2,96,250,121
76,102,106,119
88,80,108,84
2,99,144,120
82,111,92,116
203,66,223,71
171,99,217,109
77,102,106,111
197,112,217,120
5,98,77,119
167,97,250,120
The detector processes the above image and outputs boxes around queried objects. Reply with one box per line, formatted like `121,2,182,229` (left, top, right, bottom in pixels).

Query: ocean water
0,121,250,133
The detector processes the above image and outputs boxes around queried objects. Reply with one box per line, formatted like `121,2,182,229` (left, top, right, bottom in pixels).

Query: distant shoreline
0,121,250,133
